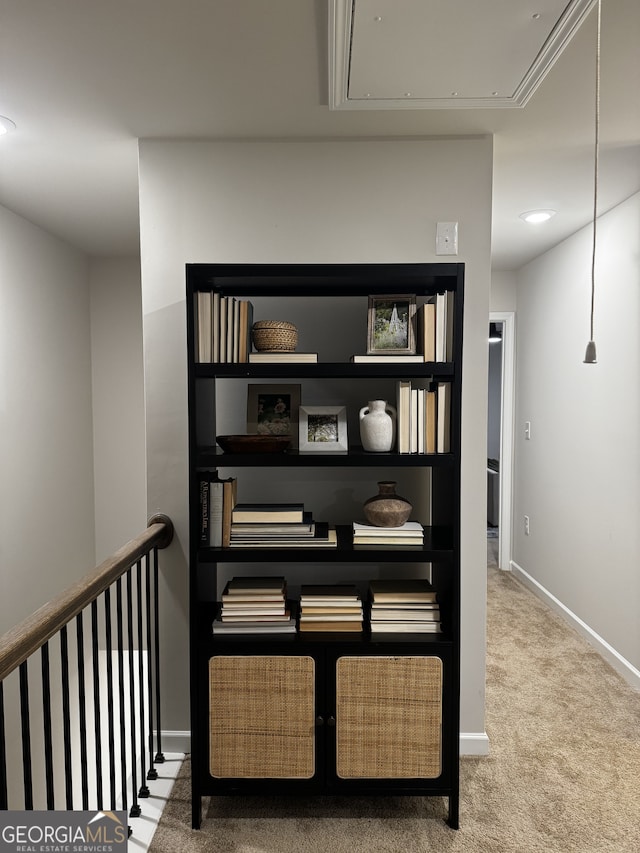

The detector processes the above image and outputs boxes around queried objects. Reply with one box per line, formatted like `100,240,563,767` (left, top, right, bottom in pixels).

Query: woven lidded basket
251,320,298,352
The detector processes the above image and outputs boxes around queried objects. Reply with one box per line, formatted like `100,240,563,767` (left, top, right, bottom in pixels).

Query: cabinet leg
192,794,202,830
446,792,459,830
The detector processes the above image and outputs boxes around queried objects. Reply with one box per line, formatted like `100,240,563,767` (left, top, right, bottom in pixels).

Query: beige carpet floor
149,554,640,852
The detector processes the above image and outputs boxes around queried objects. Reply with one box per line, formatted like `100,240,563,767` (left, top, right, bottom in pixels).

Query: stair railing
0,514,174,829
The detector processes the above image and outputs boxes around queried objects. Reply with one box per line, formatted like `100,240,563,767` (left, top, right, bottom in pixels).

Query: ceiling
0,0,637,270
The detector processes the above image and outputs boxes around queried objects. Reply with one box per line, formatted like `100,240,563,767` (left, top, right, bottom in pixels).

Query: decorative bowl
251,320,298,352
216,434,291,454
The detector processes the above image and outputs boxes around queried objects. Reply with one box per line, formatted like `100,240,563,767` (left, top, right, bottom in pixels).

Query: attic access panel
330,0,596,109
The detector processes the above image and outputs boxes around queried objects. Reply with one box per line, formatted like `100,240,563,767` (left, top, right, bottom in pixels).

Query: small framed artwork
367,294,417,355
299,406,348,453
247,384,301,448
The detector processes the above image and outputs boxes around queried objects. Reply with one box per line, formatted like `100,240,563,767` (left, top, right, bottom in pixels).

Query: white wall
90,258,147,562
0,210,150,808
490,270,517,312
513,192,640,678
0,205,96,633
138,138,493,742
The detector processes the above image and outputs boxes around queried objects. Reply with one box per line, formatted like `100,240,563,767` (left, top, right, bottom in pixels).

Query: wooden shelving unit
186,262,464,829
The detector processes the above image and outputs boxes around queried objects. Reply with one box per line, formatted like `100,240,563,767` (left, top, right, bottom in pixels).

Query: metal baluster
91,600,103,808
41,643,55,809
152,547,164,764
104,588,117,809
19,662,33,809
126,569,141,818
76,613,89,810
116,578,128,812
0,682,8,809
135,561,149,797
60,627,73,809
145,553,157,781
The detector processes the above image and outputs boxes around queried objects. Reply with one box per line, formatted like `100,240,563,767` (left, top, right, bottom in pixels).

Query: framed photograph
299,406,348,453
367,294,417,355
247,384,301,448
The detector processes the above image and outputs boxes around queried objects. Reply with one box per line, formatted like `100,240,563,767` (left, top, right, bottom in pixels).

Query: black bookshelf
186,263,464,830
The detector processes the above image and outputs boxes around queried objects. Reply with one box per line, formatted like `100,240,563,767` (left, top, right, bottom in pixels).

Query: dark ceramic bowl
216,434,291,454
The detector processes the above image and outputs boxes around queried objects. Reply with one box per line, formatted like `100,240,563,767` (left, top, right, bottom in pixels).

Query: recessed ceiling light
519,209,556,224
0,116,16,135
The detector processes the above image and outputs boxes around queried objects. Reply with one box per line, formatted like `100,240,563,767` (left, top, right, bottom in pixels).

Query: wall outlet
524,515,530,535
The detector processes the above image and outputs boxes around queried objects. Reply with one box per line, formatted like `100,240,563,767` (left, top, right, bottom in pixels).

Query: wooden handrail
0,515,174,683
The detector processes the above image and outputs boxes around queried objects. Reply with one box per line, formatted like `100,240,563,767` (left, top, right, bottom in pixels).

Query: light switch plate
436,222,458,255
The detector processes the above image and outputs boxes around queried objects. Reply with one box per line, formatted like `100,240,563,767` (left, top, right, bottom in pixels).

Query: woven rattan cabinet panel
209,655,315,779
335,656,442,779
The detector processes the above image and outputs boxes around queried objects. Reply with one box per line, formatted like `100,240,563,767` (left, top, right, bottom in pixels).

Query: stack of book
228,503,337,548
369,579,441,633
194,291,254,364
352,520,424,547
416,291,455,363
396,379,450,454
350,354,424,364
248,352,318,363
199,474,238,548
212,576,296,634
298,584,363,632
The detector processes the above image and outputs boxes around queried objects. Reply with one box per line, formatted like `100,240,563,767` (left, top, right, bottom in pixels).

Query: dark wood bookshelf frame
186,262,464,830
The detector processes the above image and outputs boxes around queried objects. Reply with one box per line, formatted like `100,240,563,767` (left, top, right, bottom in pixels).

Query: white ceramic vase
359,400,397,452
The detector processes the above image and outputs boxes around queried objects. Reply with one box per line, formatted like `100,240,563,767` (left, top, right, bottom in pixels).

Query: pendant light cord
589,0,601,344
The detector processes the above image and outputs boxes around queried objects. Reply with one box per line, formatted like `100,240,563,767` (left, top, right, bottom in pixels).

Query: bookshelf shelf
195,362,456,379
187,262,463,830
197,524,454,563
198,447,456,468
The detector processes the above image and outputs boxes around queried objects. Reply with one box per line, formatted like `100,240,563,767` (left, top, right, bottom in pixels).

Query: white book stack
193,292,254,363
352,520,424,546
395,380,448,454
299,585,363,632
212,576,296,634
369,579,441,633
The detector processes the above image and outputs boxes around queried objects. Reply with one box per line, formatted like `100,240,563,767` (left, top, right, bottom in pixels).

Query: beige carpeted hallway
149,545,640,852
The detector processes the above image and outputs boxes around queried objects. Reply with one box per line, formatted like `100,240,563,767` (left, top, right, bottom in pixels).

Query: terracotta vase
363,481,412,527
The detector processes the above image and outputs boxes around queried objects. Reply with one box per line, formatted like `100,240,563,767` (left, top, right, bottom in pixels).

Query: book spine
209,480,224,547
199,476,209,544
222,478,238,547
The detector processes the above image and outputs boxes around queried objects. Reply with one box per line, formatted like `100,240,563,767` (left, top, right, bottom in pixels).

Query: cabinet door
334,655,443,779
209,654,316,779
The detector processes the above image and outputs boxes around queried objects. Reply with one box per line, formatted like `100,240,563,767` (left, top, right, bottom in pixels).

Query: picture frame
367,294,417,355
247,384,301,448
299,405,348,453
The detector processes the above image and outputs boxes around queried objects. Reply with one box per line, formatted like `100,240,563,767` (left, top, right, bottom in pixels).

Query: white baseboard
510,561,640,692
163,730,489,758
460,732,490,756
161,730,191,753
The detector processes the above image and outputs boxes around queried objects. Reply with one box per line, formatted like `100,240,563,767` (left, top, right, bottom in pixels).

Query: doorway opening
488,312,515,570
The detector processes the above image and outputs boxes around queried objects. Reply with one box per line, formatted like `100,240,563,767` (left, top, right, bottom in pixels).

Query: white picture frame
299,405,348,453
